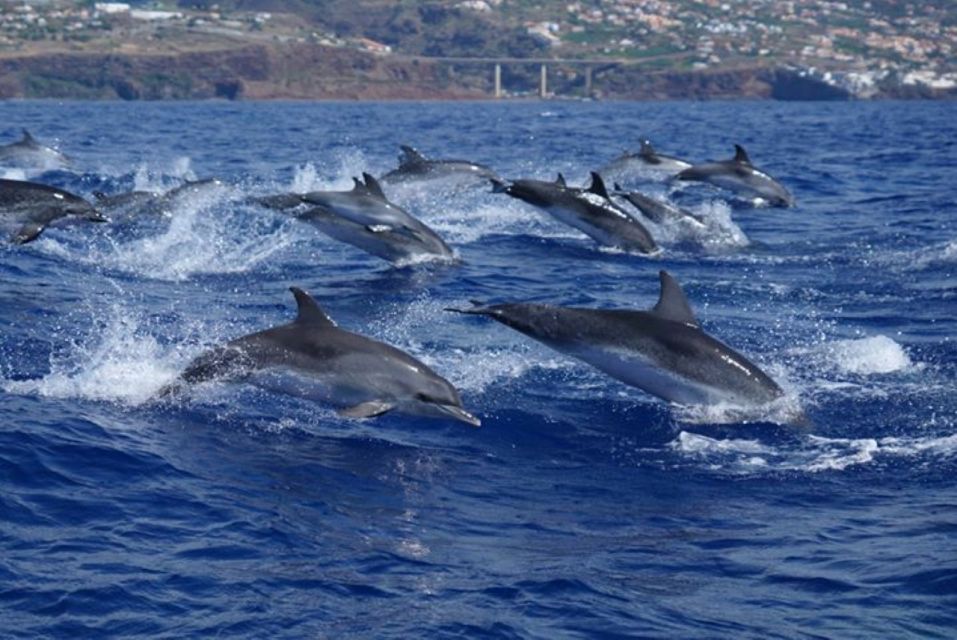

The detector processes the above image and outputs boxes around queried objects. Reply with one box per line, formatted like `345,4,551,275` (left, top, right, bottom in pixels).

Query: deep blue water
1,100,955,638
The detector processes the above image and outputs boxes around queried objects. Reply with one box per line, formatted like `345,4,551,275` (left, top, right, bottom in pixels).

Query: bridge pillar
585,66,593,97
494,63,502,98
539,64,548,98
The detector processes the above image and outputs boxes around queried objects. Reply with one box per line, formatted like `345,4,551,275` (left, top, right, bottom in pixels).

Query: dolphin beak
88,210,110,223
436,404,482,427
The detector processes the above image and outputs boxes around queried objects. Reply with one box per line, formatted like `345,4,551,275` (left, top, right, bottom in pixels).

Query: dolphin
493,172,659,255
295,205,456,264
612,184,706,227
448,270,784,408
93,179,227,220
257,173,455,264
380,145,500,185
1,178,106,243
259,173,422,233
160,287,480,427
92,190,162,219
675,145,795,207
0,130,71,169
600,140,692,178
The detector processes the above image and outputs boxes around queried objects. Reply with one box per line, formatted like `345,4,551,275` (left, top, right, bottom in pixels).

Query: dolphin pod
8,131,801,425
160,287,481,427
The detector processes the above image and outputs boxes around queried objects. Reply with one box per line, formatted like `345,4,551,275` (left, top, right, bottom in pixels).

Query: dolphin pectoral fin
13,222,44,244
337,400,396,419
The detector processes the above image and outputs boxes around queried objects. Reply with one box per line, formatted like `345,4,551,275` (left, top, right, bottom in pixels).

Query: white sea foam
793,335,915,376
1,305,184,406
42,182,300,281
427,201,573,245
672,429,957,473
290,162,321,193
1,168,28,181
671,391,806,427
617,197,749,253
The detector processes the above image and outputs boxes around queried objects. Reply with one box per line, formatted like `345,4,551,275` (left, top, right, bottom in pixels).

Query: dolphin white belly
572,345,719,406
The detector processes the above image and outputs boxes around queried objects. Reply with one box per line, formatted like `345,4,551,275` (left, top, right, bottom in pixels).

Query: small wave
868,238,957,270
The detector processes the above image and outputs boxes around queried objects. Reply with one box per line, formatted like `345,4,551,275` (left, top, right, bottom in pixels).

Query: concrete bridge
408,56,636,98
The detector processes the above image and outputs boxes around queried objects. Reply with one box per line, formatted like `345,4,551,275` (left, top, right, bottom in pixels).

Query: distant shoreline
1,44,954,102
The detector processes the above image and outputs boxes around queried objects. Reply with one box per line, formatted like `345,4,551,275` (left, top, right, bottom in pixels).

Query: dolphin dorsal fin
21,129,37,145
588,172,611,199
556,173,567,188
639,139,655,157
361,172,388,200
733,144,751,165
351,177,366,192
652,271,697,327
399,145,427,167
290,287,337,327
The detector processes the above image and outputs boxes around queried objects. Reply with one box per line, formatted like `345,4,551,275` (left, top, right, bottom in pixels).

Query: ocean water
1,100,955,638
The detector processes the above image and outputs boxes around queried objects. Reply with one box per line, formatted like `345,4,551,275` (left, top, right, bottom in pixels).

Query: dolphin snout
88,209,110,223
437,404,482,427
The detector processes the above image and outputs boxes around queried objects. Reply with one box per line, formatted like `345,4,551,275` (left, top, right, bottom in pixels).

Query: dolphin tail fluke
444,301,502,320
490,178,510,194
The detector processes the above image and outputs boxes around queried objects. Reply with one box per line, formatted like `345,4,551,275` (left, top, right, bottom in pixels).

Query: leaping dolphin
1,178,106,243
256,173,455,264
600,140,693,178
0,130,71,169
675,145,795,207
160,287,480,427
612,184,706,228
380,145,500,185
448,271,784,408
492,172,659,255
